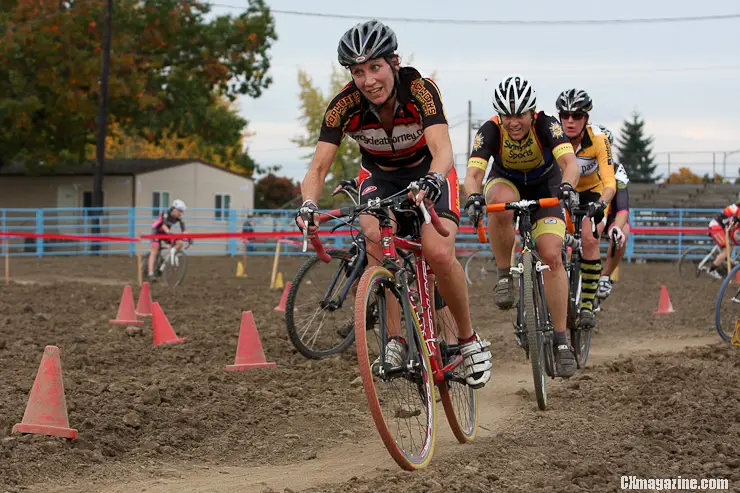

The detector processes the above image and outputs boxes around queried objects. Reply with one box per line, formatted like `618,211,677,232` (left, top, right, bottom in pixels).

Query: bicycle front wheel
464,250,496,286
678,247,713,282
715,263,740,342
354,266,436,471
285,249,356,359
162,251,187,287
435,303,478,443
522,251,547,411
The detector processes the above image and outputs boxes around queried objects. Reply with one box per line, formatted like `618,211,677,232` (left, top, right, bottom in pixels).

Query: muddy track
0,257,731,492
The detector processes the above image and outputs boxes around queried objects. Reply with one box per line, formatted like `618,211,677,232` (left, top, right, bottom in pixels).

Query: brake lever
408,182,431,224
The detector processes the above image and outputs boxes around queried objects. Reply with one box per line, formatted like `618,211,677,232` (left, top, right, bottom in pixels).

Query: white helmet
492,75,537,116
172,199,186,212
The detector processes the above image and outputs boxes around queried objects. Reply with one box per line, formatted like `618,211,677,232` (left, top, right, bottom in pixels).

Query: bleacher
630,183,739,209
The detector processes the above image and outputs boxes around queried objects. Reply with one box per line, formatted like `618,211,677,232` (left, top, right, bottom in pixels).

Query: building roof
0,159,253,179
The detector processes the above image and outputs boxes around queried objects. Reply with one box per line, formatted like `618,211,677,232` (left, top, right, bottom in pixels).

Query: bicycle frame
511,208,554,354
373,205,463,384
319,236,367,311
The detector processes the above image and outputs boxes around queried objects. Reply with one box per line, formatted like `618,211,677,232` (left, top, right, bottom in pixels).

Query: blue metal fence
0,206,731,260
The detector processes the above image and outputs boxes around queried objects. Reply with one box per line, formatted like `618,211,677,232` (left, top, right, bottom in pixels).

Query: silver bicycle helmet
556,89,593,113
337,20,398,67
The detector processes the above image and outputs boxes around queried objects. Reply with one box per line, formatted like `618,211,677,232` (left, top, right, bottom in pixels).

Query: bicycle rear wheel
285,250,356,359
678,246,714,282
715,263,740,342
355,266,436,471
522,251,547,411
435,304,478,443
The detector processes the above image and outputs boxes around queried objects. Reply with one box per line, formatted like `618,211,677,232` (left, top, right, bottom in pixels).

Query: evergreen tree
616,111,658,183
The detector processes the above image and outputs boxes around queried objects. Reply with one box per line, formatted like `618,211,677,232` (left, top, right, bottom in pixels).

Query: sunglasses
559,112,587,121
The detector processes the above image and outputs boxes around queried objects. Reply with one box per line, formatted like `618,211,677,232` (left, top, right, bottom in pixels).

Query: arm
613,211,629,230
596,135,616,205
464,121,495,197
555,149,580,188
301,142,339,206
424,124,454,178
464,167,486,197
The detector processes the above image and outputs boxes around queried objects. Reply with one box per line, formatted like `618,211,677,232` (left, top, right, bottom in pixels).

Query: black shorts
358,158,460,237
484,166,565,239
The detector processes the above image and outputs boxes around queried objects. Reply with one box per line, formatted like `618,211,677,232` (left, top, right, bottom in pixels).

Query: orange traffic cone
224,311,276,371
135,282,152,317
12,346,78,439
151,302,187,345
653,285,675,314
110,285,144,325
274,282,292,313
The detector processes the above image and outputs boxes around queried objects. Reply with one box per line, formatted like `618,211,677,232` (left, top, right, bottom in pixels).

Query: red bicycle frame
377,217,464,385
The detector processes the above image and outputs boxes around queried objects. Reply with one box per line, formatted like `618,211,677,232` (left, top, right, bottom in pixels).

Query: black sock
497,267,511,279
457,332,477,344
554,331,568,346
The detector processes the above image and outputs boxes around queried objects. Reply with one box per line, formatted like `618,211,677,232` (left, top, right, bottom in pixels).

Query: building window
152,191,169,217
215,193,231,220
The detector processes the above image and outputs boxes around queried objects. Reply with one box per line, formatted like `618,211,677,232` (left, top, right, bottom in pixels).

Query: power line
210,5,740,25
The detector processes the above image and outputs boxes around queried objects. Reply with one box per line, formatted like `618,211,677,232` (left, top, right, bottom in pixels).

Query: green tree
292,65,361,207
616,110,658,183
0,0,276,173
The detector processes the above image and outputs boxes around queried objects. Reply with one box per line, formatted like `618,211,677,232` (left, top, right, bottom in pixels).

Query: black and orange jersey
467,112,574,183
318,66,447,169
573,124,616,194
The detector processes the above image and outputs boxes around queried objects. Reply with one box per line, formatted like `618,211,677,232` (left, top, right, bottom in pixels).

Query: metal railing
0,206,731,261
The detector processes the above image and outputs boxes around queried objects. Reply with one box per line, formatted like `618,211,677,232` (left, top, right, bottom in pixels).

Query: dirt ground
0,255,734,492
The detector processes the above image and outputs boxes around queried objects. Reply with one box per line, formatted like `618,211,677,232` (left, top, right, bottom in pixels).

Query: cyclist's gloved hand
608,225,626,249
332,178,359,196
464,193,485,227
587,200,607,224
415,172,445,205
558,182,579,212
295,200,320,233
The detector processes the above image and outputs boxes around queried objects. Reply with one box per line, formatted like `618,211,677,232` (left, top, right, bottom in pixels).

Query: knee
540,244,563,270
488,211,513,229
581,233,599,251
423,241,456,273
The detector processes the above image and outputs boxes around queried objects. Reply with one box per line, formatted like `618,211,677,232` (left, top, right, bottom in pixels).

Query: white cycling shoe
459,333,493,389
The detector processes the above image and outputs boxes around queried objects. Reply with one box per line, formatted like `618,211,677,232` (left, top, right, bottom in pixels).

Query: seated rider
707,200,740,278
555,89,616,331
594,125,630,300
295,19,492,388
148,199,190,279
463,75,581,378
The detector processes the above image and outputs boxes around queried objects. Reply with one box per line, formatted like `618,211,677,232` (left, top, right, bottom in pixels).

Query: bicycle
304,182,478,471
561,206,600,369
140,241,189,287
463,217,521,286
678,239,740,282
285,182,451,360
714,261,740,343
475,197,566,411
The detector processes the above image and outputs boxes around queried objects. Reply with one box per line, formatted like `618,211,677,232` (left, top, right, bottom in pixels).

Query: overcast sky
210,0,740,181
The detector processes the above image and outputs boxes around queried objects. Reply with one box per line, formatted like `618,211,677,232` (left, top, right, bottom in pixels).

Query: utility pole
92,0,113,253
466,100,472,158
